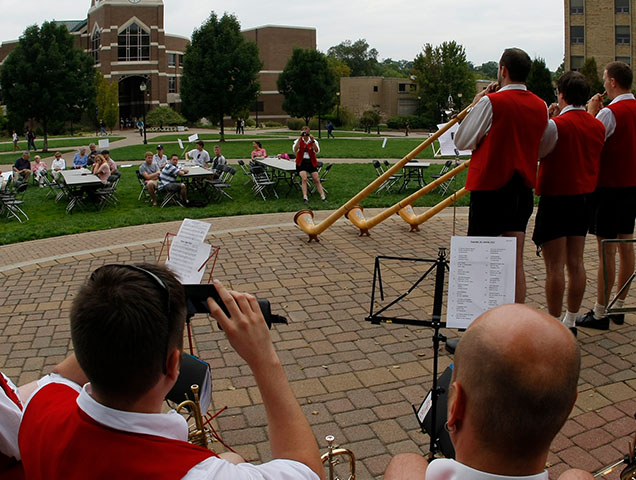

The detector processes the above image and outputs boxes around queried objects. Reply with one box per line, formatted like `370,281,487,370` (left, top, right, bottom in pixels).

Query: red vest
0,374,24,480
598,99,636,188
19,383,216,480
536,110,606,196
296,140,318,167
465,89,548,191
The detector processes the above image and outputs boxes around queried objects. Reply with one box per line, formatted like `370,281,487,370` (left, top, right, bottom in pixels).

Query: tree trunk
219,113,225,142
42,117,48,153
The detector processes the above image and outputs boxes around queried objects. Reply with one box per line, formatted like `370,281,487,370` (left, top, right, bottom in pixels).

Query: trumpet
176,384,208,448
321,435,356,480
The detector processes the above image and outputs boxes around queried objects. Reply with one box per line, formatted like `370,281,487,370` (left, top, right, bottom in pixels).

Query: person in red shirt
577,62,636,330
533,72,605,335
455,48,549,303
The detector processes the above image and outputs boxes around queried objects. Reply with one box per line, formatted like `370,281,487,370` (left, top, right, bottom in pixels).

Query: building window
117,22,150,61
373,85,378,92
616,26,631,45
168,53,176,67
616,0,630,13
91,28,101,64
570,0,584,14
398,83,407,92
179,54,184,67
570,56,584,71
616,56,632,66
168,76,177,93
571,26,584,44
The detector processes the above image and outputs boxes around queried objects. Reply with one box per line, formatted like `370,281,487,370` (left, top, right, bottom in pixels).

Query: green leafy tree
180,12,262,141
326,55,351,83
377,58,412,78
277,47,338,135
0,21,96,151
526,57,555,105
412,41,476,126
146,106,186,127
474,61,499,79
580,58,604,95
359,109,381,133
327,39,381,76
553,60,565,81
95,73,119,132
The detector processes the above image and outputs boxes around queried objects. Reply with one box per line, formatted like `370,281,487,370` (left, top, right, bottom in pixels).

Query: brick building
339,77,418,119
565,0,635,77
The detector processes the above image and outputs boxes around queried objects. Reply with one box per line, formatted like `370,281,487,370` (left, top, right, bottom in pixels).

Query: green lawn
0,136,125,153
110,137,437,161
1,163,469,245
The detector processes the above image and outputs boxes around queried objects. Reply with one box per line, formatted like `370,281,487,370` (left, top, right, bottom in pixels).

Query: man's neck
91,386,165,414
609,88,632,100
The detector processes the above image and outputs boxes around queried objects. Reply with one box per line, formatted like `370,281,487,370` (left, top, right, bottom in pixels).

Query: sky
0,0,565,71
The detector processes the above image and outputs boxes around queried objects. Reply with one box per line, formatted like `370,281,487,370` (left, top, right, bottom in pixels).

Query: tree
580,58,604,95
0,21,96,151
412,41,476,126
277,47,338,136
359,109,381,133
95,73,119,132
474,61,499,79
553,60,565,81
146,106,186,127
327,39,381,76
377,58,412,78
526,57,555,105
326,55,351,83
180,12,262,141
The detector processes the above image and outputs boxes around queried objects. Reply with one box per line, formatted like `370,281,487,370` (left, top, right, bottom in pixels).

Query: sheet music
436,123,472,156
166,238,211,284
177,218,211,243
447,236,516,329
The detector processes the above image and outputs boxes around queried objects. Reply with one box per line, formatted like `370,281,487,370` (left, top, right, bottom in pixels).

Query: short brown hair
500,48,532,82
557,71,589,107
606,61,633,90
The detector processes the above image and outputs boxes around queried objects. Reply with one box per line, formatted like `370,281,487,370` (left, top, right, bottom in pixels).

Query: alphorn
294,105,471,242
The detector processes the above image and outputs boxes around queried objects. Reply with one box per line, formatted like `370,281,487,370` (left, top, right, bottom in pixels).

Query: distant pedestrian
11,131,18,151
240,118,245,134
26,127,36,151
327,121,335,139
404,121,410,137
99,119,108,136
236,118,241,135
137,119,144,137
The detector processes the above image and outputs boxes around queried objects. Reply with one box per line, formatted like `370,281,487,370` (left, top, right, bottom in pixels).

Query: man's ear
165,349,181,382
447,381,466,428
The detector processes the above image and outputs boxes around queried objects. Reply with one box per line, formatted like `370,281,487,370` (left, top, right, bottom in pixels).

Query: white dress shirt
596,93,636,140
427,458,549,480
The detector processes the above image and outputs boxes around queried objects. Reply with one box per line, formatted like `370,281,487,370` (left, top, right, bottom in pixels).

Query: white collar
559,105,586,115
77,383,188,441
609,93,636,104
498,84,528,92
428,458,548,480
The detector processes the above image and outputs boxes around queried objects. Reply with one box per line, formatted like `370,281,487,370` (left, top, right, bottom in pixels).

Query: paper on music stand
178,138,184,149
188,133,199,143
177,218,211,244
446,236,516,329
98,139,109,149
436,123,472,156
166,238,211,284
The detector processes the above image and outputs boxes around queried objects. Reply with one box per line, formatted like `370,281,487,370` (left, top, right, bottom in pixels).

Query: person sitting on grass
251,141,267,160
92,154,110,185
72,147,88,169
31,155,48,187
139,151,161,206
12,152,31,183
51,152,66,174
158,154,189,205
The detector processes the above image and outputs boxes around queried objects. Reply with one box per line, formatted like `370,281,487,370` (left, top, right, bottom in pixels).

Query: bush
146,106,186,127
386,115,432,130
264,121,283,127
245,118,256,127
286,118,305,130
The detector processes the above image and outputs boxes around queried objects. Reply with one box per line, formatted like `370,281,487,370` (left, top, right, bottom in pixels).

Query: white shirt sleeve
183,457,320,480
538,119,558,158
596,108,616,140
0,373,22,460
454,96,493,151
313,139,320,154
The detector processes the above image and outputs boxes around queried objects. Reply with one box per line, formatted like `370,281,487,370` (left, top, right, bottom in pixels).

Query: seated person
139,151,161,206
91,154,110,184
384,304,591,480
51,152,65,173
18,264,323,480
159,154,189,204
186,140,210,168
153,144,168,169
12,153,31,182
72,148,88,169
31,155,48,186
211,144,227,171
86,143,98,167
251,141,267,160
101,150,120,182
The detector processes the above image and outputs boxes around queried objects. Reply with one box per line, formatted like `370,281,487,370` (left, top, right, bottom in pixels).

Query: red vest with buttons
296,140,318,167
19,383,217,480
0,374,24,480
598,99,636,188
536,110,606,196
465,89,548,191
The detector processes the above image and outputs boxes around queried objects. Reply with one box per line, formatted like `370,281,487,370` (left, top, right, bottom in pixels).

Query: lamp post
139,81,148,145
336,92,340,124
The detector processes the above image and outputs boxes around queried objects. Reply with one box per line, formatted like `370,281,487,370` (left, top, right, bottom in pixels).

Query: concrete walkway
1,208,634,479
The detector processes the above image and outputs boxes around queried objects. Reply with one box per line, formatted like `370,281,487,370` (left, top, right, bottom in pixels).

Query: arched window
91,28,101,64
117,22,150,61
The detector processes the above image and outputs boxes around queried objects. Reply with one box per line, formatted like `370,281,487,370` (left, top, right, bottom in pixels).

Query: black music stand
366,247,451,459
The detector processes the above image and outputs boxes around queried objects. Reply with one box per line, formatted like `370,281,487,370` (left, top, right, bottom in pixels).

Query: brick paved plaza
1,207,635,479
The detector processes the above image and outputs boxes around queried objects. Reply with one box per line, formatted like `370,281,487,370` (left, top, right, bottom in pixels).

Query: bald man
385,304,591,480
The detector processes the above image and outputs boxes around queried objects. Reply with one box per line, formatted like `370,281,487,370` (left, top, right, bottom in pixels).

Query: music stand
602,239,636,315
366,247,450,458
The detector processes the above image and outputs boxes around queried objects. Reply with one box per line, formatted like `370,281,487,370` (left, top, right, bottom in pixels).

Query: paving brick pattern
1,207,635,479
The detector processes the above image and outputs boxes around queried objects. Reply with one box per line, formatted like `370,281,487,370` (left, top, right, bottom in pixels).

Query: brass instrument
321,435,356,480
594,415,636,480
176,384,208,448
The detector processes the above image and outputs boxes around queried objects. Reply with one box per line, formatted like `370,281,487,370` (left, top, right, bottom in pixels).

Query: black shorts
468,174,534,236
589,186,636,238
296,158,318,174
532,194,593,246
162,182,182,193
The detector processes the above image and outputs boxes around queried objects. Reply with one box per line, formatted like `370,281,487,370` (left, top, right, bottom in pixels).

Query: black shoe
609,313,625,325
445,338,459,354
303,198,308,204
569,327,578,337
575,310,610,330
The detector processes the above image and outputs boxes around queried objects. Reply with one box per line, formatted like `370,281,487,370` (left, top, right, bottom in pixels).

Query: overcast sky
0,0,565,70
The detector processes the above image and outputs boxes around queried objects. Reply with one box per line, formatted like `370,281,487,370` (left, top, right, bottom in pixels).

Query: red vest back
536,110,606,196
296,140,318,167
465,89,548,191
19,383,216,480
598,99,636,188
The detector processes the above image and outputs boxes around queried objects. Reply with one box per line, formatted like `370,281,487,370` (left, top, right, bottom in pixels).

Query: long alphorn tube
346,161,470,235
294,105,472,242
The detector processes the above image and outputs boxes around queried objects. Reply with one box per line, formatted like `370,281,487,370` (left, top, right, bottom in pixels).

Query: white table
400,161,431,191
256,157,297,194
60,170,103,213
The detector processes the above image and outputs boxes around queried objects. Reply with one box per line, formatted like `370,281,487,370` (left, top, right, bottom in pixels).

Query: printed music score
447,236,516,329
